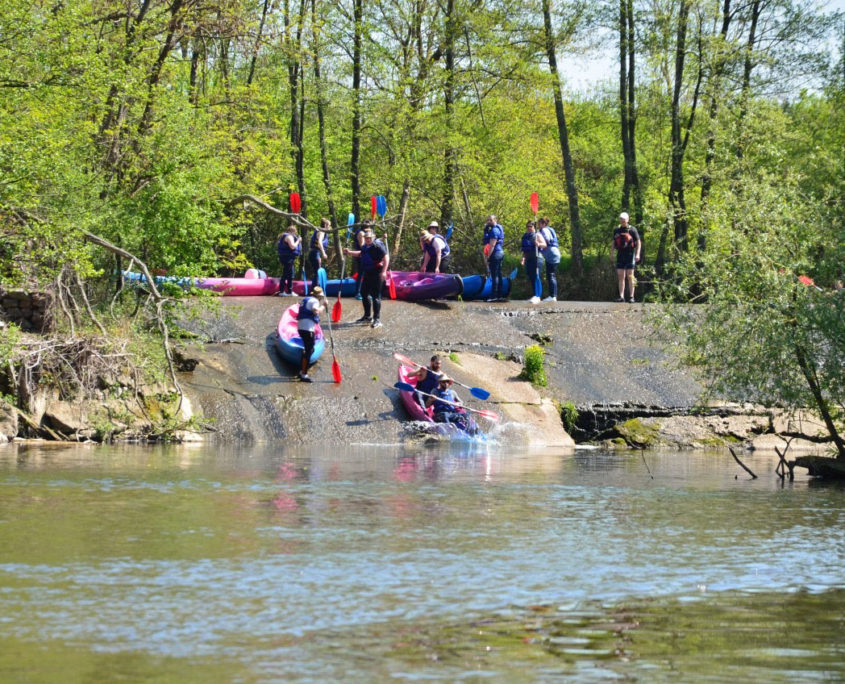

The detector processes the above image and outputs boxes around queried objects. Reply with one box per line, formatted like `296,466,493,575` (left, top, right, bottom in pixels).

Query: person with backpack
344,228,389,328
612,212,641,302
536,217,561,302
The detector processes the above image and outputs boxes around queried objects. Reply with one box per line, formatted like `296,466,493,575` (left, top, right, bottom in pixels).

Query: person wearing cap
420,221,451,273
344,228,389,328
612,211,641,303
425,375,478,434
296,286,327,382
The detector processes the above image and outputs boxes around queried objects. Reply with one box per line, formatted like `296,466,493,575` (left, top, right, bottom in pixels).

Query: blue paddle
318,267,327,292
393,382,500,422
376,194,387,218
445,223,453,242
393,352,491,400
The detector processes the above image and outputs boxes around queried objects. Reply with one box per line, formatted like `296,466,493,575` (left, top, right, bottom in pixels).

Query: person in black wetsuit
344,228,389,329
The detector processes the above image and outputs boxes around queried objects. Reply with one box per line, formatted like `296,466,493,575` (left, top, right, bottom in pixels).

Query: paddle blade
478,409,500,422
508,268,518,279
445,223,453,241
394,381,414,392
318,268,327,292
332,356,342,383
377,194,387,218
290,192,301,213
529,191,539,215
332,299,342,323
470,387,491,401
387,272,397,300
534,273,542,298
370,195,377,218
483,243,492,258
393,352,415,367
302,271,308,295
347,212,355,226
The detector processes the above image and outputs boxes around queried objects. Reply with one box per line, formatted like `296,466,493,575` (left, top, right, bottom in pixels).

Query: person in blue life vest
420,222,452,273
521,220,541,303
611,212,641,302
308,218,330,290
482,215,506,301
277,225,302,296
425,375,479,435
535,217,561,302
296,286,326,382
344,228,389,329
408,354,443,409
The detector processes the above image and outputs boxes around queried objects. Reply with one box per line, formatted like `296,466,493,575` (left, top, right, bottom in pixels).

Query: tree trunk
440,0,457,229
286,0,308,216
542,0,583,275
247,0,271,87
394,179,411,257
737,0,761,158
625,0,643,231
793,342,845,460
312,0,340,262
350,0,363,221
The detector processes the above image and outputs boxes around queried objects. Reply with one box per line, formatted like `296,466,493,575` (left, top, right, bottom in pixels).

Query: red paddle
325,310,341,383
290,192,301,214
530,191,539,217
370,195,377,219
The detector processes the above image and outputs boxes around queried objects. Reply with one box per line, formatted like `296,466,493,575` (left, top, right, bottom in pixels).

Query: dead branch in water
729,446,758,479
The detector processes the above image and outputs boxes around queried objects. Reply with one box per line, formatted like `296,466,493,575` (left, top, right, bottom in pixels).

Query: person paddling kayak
425,375,479,435
408,354,443,409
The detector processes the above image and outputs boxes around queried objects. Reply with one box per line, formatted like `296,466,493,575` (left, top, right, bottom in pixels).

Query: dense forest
1,0,844,455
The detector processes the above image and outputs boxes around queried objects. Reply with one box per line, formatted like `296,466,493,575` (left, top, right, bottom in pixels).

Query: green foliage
520,345,547,387
448,352,460,364
560,401,578,434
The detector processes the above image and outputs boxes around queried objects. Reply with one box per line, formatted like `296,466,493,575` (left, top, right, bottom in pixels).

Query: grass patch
519,345,547,387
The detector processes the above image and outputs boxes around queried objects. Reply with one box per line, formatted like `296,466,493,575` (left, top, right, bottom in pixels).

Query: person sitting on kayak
296,286,326,383
425,375,479,434
409,354,443,409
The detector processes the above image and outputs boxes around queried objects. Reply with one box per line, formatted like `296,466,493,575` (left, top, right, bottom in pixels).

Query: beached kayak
122,269,281,296
460,269,516,301
275,304,325,366
291,278,357,297
387,271,463,301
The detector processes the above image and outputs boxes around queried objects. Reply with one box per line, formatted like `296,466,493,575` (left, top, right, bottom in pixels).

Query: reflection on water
0,442,843,681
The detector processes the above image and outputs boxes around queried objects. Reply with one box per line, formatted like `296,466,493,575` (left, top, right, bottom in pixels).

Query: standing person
277,225,301,297
612,212,641,302
308,218,330,290
520,220,541,303
352,219,370,300
536,217,561,302
425,375,478,434
483,215,506,302
420,222,452,273
344,228,389,328
408,354,443,409
296,286,326,382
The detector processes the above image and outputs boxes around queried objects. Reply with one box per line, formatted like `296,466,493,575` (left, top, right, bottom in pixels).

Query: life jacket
278,234,301,260
540,226,558,248
521,232,537,254
360,240,387,271
432,387,459,415
613,229,635,251
417,369,440,394
483,224,504,254
310,230,328,252
425,235,450,259
296,296,320,324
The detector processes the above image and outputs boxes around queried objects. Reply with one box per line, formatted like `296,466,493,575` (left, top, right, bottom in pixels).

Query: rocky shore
0,297,836,456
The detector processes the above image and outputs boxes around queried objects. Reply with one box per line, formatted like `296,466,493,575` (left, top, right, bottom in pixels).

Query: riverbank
1,296,834,454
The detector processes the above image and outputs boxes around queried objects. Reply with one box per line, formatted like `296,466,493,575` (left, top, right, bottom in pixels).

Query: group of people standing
276,209,643,328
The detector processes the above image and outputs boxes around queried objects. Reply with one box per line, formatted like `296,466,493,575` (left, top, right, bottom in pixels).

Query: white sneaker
542,296,556,302
528,296,541,304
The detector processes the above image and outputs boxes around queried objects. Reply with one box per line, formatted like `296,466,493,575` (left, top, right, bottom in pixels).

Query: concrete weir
177,296,701,448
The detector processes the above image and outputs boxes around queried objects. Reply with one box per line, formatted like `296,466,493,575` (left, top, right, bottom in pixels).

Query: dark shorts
616,253,636,270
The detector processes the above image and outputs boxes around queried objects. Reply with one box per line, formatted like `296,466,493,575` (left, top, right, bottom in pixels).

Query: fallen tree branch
729,446,758,479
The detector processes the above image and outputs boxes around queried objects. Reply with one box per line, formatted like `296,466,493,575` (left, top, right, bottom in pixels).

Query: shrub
520,344,547,386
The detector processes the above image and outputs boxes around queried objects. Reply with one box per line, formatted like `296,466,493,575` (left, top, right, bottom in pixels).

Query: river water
0,442,843,682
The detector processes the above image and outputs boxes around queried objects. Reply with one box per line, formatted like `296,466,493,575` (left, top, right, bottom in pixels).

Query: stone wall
0,290,51,332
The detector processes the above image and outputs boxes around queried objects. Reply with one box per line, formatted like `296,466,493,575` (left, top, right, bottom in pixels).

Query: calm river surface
1,442,843,682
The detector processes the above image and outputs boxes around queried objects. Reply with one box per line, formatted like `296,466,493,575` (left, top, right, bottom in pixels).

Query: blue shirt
483,224,504,256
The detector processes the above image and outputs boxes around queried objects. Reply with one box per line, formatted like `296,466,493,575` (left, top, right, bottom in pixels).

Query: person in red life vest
277,225,302,297
344,228,389,329
611,212,641,303
296,286,326,382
